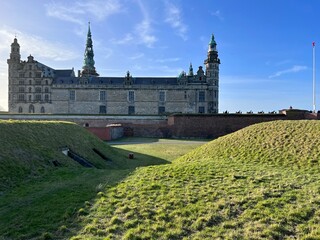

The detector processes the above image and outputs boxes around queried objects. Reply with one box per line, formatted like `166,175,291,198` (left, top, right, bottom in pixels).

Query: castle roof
52,76,180,85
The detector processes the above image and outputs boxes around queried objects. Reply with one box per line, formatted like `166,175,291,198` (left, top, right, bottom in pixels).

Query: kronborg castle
7,25,220,115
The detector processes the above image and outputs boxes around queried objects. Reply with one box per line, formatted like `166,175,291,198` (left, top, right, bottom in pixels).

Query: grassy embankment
0,120,204,239
71,120,320,239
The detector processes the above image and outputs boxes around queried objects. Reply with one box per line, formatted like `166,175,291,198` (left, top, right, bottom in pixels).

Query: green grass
0,120,117,191
110,138,207,162
70,120,320,239
0,120,204,239
2,120,320,239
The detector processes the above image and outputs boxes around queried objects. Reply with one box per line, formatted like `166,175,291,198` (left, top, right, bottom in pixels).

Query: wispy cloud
135,0,157,48
129,53,145,60
0,27,79,61
111,33,134,45
155,57,180,63
211,10,224,21
164,1,188,40
269,65,308,78
45,0,122,25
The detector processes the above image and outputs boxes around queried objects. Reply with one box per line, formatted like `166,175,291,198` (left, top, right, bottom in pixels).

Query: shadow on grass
0,148,169,240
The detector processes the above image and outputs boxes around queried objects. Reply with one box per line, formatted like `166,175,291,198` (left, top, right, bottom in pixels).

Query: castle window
44,87,49,93
19,87,25,93
158,106,166,115
40,106,45,113
19,80,24,85
45,80,48,85
18,106,23,113
99,105,106,114
69,90,75,101
29,95,32,102
36,80,41,85
214,90,217,98
29,105,34,113
29,65,32,70
45,94,49,102
199,91,205,102
128,91,135,102
29,72,32,77
29,80,32,85
19,73,24,78
35,94,42,101
99,91,106,101
128,106,135,115
18,94,25,101
36,72,41,78
184,91,187,99
29,87,32,93
199,106,205,114
159,91,166,102
35,87,41,93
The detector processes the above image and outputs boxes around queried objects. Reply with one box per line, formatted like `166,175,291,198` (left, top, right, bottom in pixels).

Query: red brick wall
86,127,111,141
168,114,287,138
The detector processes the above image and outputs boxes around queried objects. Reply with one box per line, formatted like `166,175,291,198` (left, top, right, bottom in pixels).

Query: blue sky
0,0,319,112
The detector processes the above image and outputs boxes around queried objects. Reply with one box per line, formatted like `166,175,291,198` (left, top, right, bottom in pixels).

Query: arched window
40,106,45,113
29,87,32,93
18,106,23,113
44,87,49,93
29,104,34,113
29,72,32,77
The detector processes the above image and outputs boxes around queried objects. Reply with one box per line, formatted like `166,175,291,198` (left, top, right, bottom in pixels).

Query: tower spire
81,22,99,77
188,62,194,76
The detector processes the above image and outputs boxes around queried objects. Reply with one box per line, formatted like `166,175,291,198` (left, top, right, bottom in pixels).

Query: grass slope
0,120,118,191
0,121,202,240
71,121,320,239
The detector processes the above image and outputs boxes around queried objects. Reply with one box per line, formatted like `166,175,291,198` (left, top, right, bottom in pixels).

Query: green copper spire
188,62,194,76
209,33,217,51
81,22,99,76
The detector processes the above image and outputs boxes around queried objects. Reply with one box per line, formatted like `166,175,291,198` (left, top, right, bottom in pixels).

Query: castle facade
7,25,220,115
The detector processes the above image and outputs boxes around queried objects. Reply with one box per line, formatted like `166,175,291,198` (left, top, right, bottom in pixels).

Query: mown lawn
70,121,320,239
0,121,205,240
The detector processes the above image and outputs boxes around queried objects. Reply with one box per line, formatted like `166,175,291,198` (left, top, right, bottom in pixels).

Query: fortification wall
0,110,314,140
168,114,287,139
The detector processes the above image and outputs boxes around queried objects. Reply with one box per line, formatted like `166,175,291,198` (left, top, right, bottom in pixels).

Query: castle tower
188,63,194,76
7,37,21,111
81,22,99,77
204,34,220,113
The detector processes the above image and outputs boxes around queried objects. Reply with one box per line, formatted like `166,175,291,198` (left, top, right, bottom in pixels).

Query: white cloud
155,57,181,63
211,10,224,21
135,20,157,47
129,53,145,60
269,65,308,78
111,34,134,45
45,0,122,25
164,1,188,40
0,27,79,61
135,0,157,48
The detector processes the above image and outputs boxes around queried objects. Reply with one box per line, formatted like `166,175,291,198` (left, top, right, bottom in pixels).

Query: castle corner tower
7,37,21,111
205,34,220,113
81,22,99,77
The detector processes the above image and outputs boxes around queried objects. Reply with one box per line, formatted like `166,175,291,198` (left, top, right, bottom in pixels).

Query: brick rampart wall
168,114,287,138
0,110,316,140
